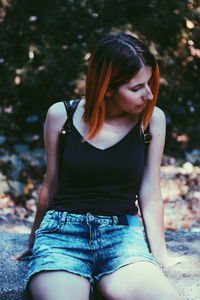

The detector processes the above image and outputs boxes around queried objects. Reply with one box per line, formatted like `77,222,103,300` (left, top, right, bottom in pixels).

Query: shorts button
89,215,95,221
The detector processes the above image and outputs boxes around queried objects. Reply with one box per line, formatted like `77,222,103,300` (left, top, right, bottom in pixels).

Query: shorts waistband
46,210,119,226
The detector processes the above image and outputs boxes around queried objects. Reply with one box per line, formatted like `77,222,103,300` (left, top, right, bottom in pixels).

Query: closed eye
131,79,152,92
130,84,143,92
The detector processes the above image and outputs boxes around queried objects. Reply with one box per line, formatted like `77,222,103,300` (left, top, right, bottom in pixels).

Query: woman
15,33,182,300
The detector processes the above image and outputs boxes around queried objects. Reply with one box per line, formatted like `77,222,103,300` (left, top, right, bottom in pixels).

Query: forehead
127,66,152,86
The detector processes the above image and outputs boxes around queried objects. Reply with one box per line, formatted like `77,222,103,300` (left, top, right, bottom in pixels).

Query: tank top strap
143,125,151,144
62,99,81,133
141,124,152,158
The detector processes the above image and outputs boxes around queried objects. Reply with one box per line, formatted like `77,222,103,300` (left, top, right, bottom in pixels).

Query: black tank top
49,104,146,216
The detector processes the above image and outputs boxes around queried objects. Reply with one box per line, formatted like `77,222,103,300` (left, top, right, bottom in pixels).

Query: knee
100,287,182,300
151,289,182,300
100,285,128,300
158,294,182,300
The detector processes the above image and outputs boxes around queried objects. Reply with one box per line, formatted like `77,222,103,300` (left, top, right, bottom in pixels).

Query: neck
105,101,126,119
105,101,139,123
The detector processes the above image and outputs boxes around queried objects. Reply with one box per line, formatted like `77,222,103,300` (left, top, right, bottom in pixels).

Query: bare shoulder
151,106,166,124
44,101,68,136
47,99,83,120
47,101,67,121
145,107,166,170
150,106,166,134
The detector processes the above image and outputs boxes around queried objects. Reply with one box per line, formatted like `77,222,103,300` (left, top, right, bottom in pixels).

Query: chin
137,105,146,111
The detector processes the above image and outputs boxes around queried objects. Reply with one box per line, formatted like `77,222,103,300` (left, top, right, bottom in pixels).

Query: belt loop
86,213,96,225
86,212,90,225
60,211,68,225
112,215,118,225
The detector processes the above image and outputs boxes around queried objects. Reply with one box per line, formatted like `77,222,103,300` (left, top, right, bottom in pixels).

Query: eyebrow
129,76,152,89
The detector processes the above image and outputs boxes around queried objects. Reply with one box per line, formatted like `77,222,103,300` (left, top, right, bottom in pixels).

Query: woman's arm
138,107,169,266
28,102,67,247
13,102,67,259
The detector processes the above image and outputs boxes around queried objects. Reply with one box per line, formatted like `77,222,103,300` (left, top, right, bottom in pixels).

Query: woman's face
108,66,153,116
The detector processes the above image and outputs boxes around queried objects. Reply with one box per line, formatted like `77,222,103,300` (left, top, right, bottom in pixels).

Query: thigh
97,261,182,300
30,270,90,300
26,211,93,287
94,224,158,282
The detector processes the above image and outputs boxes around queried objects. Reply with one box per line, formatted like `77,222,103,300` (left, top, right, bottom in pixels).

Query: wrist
156,254,172,268
152,251,169,266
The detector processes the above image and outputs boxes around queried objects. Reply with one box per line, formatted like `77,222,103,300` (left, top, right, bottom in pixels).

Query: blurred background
0,0,199,233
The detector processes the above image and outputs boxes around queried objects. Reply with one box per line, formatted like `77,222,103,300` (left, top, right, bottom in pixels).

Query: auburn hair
83,33,160,140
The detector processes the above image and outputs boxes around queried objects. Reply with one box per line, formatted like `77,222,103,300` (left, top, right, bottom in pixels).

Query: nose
143,85,153,101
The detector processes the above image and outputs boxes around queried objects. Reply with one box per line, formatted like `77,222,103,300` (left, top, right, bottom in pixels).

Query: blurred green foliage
0,0,200,155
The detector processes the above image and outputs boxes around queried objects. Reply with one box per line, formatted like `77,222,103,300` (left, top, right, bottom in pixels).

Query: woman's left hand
158,255,188,269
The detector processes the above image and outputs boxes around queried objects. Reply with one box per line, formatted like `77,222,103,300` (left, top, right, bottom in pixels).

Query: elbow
38,180,58,205
139,182,162,203
139,190,163,211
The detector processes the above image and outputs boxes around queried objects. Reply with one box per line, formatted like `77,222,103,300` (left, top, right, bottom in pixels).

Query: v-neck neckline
72,121,139,151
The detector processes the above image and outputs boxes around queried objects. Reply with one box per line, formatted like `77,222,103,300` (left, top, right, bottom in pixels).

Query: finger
173,260,182,266
10,255,21,261
172,256,187,264
10,251,32,261
167,258,185,267
11,253,27,260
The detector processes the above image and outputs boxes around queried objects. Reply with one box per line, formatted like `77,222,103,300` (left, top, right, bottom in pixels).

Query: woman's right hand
11,233,35,261
11,248,33,261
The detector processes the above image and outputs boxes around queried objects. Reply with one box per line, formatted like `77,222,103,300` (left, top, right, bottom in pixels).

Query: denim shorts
25,210,159,288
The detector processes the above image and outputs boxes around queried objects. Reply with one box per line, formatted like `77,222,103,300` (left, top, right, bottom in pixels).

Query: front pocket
35,217,60,235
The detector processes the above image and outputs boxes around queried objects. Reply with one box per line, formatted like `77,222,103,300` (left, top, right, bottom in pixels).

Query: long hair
83,33,160,140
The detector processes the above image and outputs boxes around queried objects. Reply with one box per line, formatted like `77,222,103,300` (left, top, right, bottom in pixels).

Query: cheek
121,91,138,103
118,89,133,100
113,88,139,107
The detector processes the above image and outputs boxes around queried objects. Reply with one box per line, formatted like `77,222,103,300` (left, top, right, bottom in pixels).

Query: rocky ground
0,148,200,233
161,156,200,232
